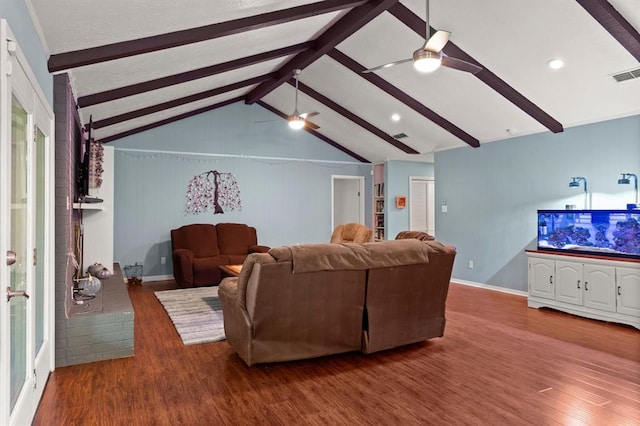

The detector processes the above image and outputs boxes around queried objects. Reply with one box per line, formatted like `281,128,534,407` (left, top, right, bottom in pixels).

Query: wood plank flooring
34,282,640,425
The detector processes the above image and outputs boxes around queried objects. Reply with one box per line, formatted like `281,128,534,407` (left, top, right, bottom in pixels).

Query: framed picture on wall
396,196,407,208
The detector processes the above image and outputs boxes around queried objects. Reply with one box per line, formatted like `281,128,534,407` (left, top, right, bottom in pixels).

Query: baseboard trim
452,279,527,297
142,274,174,283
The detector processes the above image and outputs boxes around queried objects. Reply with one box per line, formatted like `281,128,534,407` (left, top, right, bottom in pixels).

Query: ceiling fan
363,0,482,75
288,69,320,130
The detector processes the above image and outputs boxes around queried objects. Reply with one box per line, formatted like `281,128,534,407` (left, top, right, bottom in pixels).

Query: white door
583,264,617,313
1,21,55,426
528,258,555,300
555,260,583,306
409,177,435,236
616,267,640,317
332,176,364,230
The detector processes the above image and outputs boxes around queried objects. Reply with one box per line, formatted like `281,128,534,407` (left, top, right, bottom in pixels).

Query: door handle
6,286,29,302
6,250,16,266
577,280,581,289
584,282,588,291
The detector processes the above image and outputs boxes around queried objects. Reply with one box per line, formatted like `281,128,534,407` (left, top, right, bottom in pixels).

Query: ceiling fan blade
441,55,483,74
362,57,413,73
424,30,450,53
299,111,319,119
306,121,320,130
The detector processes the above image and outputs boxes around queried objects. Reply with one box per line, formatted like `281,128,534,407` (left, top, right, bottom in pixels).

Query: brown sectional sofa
171,223,269,287
218,239,456,366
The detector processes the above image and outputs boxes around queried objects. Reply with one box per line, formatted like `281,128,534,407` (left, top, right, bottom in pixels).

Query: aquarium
537,210,640,259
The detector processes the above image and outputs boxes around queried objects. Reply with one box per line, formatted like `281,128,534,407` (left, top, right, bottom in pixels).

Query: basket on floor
124,262,143,285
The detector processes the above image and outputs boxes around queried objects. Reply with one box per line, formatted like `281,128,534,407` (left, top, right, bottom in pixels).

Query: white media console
526,250,640,330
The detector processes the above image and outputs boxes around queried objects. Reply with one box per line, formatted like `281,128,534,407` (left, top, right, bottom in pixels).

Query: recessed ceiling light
391,113,400,122
547,58,564,70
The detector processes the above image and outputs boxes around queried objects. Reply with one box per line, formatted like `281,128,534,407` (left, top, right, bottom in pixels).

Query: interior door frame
0,20,55,426
331,175,365,231
409,176,436,236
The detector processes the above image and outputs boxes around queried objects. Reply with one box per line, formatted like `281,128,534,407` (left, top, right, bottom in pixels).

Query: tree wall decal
185,170,242,215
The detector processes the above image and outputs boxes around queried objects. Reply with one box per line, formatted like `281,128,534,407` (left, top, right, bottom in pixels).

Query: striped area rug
154,286,225,345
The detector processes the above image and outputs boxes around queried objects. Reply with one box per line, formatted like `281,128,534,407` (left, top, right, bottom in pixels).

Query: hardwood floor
34,281,640,425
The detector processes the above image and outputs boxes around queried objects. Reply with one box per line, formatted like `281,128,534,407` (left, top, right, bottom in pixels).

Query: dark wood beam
388,3,564,134
327,49,480,148
256,101,370,163
576,0,640,61
291,80,419,154
48,0,366,72
77,42,314,108
245,0,399,104
100,97,243,144
92,74,273,129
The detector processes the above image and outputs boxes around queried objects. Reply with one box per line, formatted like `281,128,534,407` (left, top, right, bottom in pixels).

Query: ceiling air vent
612,68,640,83
392,132,408,139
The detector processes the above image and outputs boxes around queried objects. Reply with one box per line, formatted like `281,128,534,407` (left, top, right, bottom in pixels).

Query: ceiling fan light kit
288,114,305,129
413,49,442,73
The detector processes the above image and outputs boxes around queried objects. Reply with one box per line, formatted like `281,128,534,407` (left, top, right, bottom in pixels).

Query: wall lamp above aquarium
569,176,589,209
617,173,638,209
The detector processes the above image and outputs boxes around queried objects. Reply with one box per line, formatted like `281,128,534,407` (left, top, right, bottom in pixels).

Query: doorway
0,20,55,426
331,176,365,231
409,176,436,237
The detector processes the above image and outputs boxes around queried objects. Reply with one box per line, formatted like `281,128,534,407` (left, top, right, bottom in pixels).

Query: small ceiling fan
288,69,320,130
363,0,482,75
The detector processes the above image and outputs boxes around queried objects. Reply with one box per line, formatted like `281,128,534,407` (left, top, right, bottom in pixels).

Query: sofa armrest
219,277,255,365
249,244,270,254
172,248,194,286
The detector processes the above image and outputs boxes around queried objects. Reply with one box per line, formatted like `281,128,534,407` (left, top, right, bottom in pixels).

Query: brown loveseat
218,239,456,366
171,223,269,287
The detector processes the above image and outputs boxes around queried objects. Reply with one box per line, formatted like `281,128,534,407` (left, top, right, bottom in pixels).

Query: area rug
154,287,225,345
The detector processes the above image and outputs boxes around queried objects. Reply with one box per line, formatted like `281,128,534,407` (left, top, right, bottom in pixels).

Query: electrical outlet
468,260,474,269
160,257,166,265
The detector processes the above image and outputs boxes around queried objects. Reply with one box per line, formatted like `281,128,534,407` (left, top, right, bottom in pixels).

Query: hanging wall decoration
89,140,104,188
185,170,242,215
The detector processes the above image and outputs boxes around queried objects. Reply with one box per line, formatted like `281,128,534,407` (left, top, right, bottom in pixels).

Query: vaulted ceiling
28,0,640,163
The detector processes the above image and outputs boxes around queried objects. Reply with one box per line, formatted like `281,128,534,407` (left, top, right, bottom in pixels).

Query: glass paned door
9,98,28,412
1,19,55,425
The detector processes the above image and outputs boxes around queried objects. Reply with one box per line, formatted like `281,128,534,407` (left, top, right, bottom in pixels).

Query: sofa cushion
269,239,430,273
171,224,220,257
217,223,258,255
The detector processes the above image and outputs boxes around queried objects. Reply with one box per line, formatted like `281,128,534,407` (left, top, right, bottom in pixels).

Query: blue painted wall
111,102,372,277
1,0,53,103
385,160,434,240
435,115,640,291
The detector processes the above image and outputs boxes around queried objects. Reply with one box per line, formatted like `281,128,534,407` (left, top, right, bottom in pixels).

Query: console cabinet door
529,258,555,300
583,264,616,313
555,260,583,305
616,267,640,317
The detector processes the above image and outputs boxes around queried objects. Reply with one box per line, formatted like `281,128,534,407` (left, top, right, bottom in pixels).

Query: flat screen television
537,209,640,259
75,116,102,203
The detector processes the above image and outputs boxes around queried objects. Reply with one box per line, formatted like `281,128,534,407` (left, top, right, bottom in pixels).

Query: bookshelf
373,163,385,240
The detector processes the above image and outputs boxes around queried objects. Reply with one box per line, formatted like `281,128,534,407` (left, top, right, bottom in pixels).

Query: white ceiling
27,0,640,163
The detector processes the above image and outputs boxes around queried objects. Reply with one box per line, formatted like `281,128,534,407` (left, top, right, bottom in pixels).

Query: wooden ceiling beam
92,74,273,129
244,0,399,104
100,97,243,144
388,3,564,134
328,49,480,148
576,0,640,61
256,101,370,163
77,41,314,107
48,0,366,72
291,80,419,154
